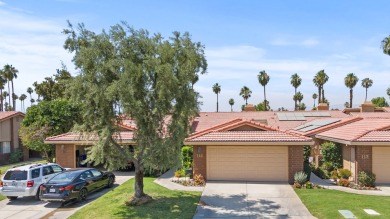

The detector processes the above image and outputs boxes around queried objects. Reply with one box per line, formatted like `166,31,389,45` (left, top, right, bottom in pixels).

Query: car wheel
7,196,17,200
77,188,87,202
107,176,114,188
35,188,41,201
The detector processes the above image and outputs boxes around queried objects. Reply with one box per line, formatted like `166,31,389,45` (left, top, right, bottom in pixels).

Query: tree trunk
263,86,267,111
365,88,368,102
133,160,145,198
350,89,353,108
245,98,247,105
216,94,219,112
7,81,11,110
318,87,321,104
230,105,232,112
11,81,15,110
322,87,325,103
0,89,3,111
313,98,315,108
294,88,297,111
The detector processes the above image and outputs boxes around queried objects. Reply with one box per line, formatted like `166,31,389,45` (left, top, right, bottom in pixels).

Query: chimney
244,104,256,112
360,101,375,112
317,103,329,111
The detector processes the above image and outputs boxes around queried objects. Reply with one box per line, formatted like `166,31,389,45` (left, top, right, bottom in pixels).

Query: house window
0,142,11,154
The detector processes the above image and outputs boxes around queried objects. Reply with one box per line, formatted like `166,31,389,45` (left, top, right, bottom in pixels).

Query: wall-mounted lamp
197,146,202,153
61,145,64,153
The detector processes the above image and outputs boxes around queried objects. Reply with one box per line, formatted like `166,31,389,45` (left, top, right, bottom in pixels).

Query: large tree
344,73,359,108
19,100,80,161
240,86,252,105
3,64,18,110
312,93,318,108
33,67,72,101
63,22,207,204
313,70,329,104
361,78,373,102
0,71,5,111
371,97,389,107
382,35,390,56
258,70,270,111
212,83,221,112
290,73,301,111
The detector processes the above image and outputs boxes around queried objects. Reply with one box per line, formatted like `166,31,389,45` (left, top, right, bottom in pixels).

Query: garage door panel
373,147,390,184
207,146,288,182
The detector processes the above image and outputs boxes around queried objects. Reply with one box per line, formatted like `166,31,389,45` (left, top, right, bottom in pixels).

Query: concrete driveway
193,181,315,219
0,171,134,219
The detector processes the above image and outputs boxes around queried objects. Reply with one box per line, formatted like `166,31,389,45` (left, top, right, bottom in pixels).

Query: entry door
373,147,390,184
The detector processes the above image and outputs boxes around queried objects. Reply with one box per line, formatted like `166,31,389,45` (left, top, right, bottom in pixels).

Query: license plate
11,182,17,186
49,188,56,193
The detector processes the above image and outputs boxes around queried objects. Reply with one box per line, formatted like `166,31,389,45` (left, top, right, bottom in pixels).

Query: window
51,165,63,173
90,169,102,177
81,171,93,179
0,142,11,154
4,171,27,180
42,166,54,176
31,169,40,179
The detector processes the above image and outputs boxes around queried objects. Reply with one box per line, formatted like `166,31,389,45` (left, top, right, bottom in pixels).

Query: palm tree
344,73,359,108
240,86,252,105
387,87,390,101
361,78,373,102
290,73,302,111
344,102,350,108
2,91,8,111
3,64,18,110
229,98,234,112
312,93,318,108
258,70,270,111
212,83,221,112
313,70,329,104
27,87,33,106
382,35,390,56
296,92,303,105
12,94,18,110
30,98,35,105
0,71,5,111
19,94,27,112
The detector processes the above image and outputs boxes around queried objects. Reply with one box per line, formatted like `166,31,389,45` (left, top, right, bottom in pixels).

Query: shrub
320,142,342,170
312,166,328,179
358,171,376,187
337,178,350,187
303,146,311,162
293,182,301,189
338,169,352,179
294,171,308,185
193,174,205,186
303,162,311,181
304,181,313,189
181,146,193,169
9,149,24,163
175,169,185,178
330,169,339,180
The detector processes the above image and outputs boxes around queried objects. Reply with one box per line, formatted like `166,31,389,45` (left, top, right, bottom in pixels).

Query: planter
185,168,193,179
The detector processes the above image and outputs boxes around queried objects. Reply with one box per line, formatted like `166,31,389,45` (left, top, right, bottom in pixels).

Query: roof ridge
352,129,374,141
45,132,74,141
301,116,363,136
186,118,243,140
215,119,279,132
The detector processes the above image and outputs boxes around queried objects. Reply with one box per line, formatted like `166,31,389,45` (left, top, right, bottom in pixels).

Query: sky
1,0,390,112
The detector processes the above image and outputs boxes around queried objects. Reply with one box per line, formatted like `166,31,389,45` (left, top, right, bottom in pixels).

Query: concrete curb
154,169,204,192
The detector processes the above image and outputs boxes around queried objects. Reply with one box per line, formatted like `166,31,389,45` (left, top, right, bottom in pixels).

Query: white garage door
373,147,390,184
207,146,288,181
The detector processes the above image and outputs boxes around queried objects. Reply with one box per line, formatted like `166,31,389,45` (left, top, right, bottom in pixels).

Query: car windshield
3,170,28,180
48,171,80,183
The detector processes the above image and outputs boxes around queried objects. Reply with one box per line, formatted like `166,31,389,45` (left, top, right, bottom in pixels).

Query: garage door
207,146,288,181
373,147,390,184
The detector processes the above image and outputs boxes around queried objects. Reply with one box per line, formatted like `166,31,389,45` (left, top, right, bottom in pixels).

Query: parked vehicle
0,163,66,200
39,168,115,203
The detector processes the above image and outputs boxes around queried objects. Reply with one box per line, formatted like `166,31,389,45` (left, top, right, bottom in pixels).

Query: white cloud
270,37,319,47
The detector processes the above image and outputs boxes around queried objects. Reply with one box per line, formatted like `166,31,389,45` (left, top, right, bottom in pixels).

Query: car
39,168,115,203
0,163,66,200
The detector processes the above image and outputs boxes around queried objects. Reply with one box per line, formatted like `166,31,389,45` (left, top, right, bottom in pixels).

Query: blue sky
1,0,390,112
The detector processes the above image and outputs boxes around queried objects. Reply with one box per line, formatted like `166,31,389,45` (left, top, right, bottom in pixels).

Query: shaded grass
296,189,390,219
69,177,201,219
0,159,47,201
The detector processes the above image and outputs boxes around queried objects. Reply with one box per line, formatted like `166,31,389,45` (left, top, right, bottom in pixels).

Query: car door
80,170,95,192
90,169,105,189
42,166,54,183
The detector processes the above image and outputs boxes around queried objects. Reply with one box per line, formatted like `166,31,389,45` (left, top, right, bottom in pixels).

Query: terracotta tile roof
316,118,390,142
45,131,135,143
187,131,312,142
0,111,24,122
350,112,390,118
356,131,390,142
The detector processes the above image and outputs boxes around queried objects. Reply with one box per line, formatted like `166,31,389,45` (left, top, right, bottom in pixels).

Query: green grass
0,159,46,201
69,177,201,219
296,189,390,219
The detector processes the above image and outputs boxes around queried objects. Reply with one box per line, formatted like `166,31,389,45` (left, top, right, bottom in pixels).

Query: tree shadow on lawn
111,193,200,219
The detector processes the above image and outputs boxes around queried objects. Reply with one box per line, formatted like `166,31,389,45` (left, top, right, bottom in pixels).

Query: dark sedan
40,168,115,203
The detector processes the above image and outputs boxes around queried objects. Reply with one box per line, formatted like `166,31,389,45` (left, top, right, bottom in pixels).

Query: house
0,111,27,165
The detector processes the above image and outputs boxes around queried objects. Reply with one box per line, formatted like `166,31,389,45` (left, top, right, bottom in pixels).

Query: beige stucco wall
0,119,11,141
12,116,22,149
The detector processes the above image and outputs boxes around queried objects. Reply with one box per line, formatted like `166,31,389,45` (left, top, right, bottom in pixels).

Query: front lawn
69,177,201,219
296,189,390,219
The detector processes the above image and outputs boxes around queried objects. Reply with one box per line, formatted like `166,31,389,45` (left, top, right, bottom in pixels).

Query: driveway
0,171,134,219
193,181,315,219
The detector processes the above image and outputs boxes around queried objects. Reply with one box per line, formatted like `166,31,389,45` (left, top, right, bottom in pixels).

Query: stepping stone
364,209,380,215
338,210,357,218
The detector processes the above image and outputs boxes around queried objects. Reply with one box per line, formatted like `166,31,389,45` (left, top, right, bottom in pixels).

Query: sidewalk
310,173,390,196
154,169,204,192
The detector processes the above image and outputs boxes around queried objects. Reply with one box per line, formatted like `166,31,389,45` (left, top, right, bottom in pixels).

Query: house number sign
196,153,203,158
361,154,369,159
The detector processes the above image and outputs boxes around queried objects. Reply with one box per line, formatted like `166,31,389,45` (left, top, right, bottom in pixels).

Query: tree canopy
371,97,389,107
63,22,207,203
33,66,72,101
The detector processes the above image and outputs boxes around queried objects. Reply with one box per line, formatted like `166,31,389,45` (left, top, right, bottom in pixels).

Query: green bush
9,149,24,163
175,169,186,178
312,166,328,179
320,142,342,170
303,162,311,181
294,171,308,185
337,178,350,187
358,171,376,187
304,181,313,189
338,169,352,179
330,169,339,180
303,145,311,162
181,146,193,169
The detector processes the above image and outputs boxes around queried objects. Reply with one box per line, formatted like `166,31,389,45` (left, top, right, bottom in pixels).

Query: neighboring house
0,111,27,165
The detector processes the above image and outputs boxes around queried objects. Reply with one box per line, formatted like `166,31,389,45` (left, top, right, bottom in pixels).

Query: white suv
0,163,66,200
